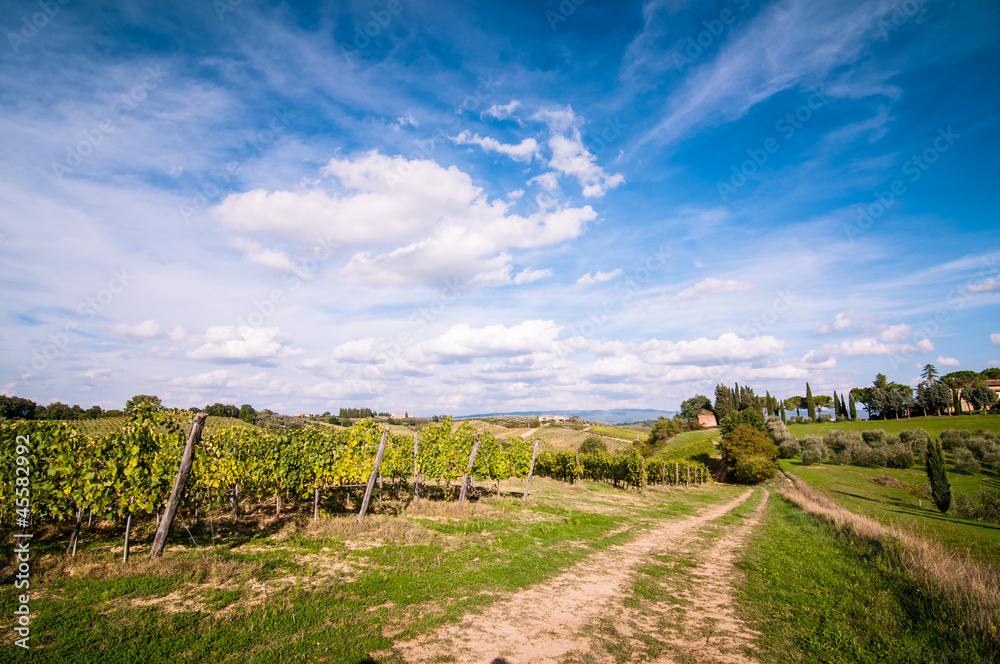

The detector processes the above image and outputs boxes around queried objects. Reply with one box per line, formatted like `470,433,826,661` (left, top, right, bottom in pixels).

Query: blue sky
1,0,998,416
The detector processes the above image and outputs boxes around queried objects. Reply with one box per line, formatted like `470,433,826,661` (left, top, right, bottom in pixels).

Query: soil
393,488,767,664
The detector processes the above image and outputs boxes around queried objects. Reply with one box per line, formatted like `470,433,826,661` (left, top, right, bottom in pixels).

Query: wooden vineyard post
357,430,390,523
313,487,320,521
150,413,207,559
458,436,482,505
575,451,581,485
523,439,540,500
122,508,133,563
641,457,646,491
661,462,665,486
412,432,419,502
686,465,690,488
675,462,679,486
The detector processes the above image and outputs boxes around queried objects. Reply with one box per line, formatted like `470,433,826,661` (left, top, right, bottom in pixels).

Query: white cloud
513,268,551,284
110,319,163,339
213,151,595,287
968,277,1000,293
187,326,304,364
816,311,854,334
991,332,1000,346
167,325,187,341
879,323,912,343
75,368,115,381
451,131,540,162
415,320,561,363
392,114,419,130
533,106,624,198
482,100,522,121
803,337,934,362
577,268,622,286
936,356,961,368
675,277,755,300
231,238,305,276
639,333,785,366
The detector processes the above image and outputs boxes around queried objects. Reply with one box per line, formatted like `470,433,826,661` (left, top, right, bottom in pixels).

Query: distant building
539,414,569,423
697,410,718,428
391,412,406,419
294,413,313,418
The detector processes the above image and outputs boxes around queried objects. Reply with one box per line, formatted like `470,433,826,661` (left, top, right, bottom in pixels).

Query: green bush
721,409,768,437
862,429,886,447
730,454,777,484
579,435,608,455
899,429,929,455
778,439,801,459
939,429,971,450
952,447,981,474
885,443,914,469
801,447,823,465
720,424,777,484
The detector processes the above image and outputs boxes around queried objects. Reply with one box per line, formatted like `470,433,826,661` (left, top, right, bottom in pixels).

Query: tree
643,417,677,454
680,395,713,421
784,396,803,417
805,383,816,420
579,435,608,455
925,438,951,513
941,370,979,416
833,390,839,418
840,394,848,420
719,424,777,484
849,393,857,420
917,382,951,416
780,402,787,422
966,381,999,412
124,395,162,414
714,384,735,421
0,395,38,420
720,407,768,438
238,404,256,423
921,364,938,384
981,368,1000,380
44,402,75,420
814,394,833,415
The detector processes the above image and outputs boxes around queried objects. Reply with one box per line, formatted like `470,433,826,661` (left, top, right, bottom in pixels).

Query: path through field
394,488,768,664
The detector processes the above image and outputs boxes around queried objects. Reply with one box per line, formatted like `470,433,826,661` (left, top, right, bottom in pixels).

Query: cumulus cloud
936,356,961,368
392,114,419,129
110,319,163,339
577,269,622,286
968,277,1000,293
803,337,934,363
879,324,911,343
213,151,595,287
991,332,1000,346
231,238,306,276
415,320,562,363
816,311,854,334
451,131,540,162
533,106,624,198
513,268,551,284
674,277,755,300
638,333,784,366
187,326,304,364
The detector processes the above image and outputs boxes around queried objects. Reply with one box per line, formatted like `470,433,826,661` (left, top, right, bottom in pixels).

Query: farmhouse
539,414,569,423
697,410,718,428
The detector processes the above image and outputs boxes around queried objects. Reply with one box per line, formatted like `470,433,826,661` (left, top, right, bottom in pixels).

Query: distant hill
456,409,678,425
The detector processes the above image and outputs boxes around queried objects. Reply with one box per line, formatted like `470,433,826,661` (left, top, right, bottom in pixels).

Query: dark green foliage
679,394,712,421
849,393,857,420
238,404,256,423
578,435,608,455
805,383,816,421
924,439,952,513
124,394,162,414
640,417,677,455
720,408,768,438
862,429,886,446
714,383,736,421
952,448,980,474
205,402,239,418
899,429,929,455
339,407,374,418
967,381,1000,412
720,424,777,484
953,488,1000,524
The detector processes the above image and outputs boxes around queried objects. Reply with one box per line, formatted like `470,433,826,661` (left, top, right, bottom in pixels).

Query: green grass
587,423,648,442
786,414,1000,439
779,459,1000,566
737,494,992,663
650,429,718,462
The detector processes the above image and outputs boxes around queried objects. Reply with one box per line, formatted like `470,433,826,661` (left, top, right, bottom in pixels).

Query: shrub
939,429,971,450
862,429,886,447
964,437,988,459
579,435,608,455
720,409,768,438
824,430,861,453
720,424,777,484
829,450,850,465
953,488,1000,524
952,447,981,475
853,445,887,468
730,454,777,484
885,443,914,469
801,447,823,465
899,429,929,455
816,413,833,423
983,450,1000,471
953,492,977,519
766,416,794,442
778,439,801,459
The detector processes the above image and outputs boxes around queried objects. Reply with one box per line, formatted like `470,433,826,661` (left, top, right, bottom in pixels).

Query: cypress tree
849,393,857,420
780,403,786,422
841,394,848,419
833,390,839,419
805,383,817,421
924,439,951,513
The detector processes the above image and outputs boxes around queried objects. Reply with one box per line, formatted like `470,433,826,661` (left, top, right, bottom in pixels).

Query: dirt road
394,488,768,664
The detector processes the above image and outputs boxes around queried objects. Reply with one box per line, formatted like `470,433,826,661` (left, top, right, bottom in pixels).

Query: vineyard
0,410,710,555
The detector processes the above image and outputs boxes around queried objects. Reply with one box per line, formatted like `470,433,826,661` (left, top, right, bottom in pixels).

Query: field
2,414,997,662
786,413,1000,438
